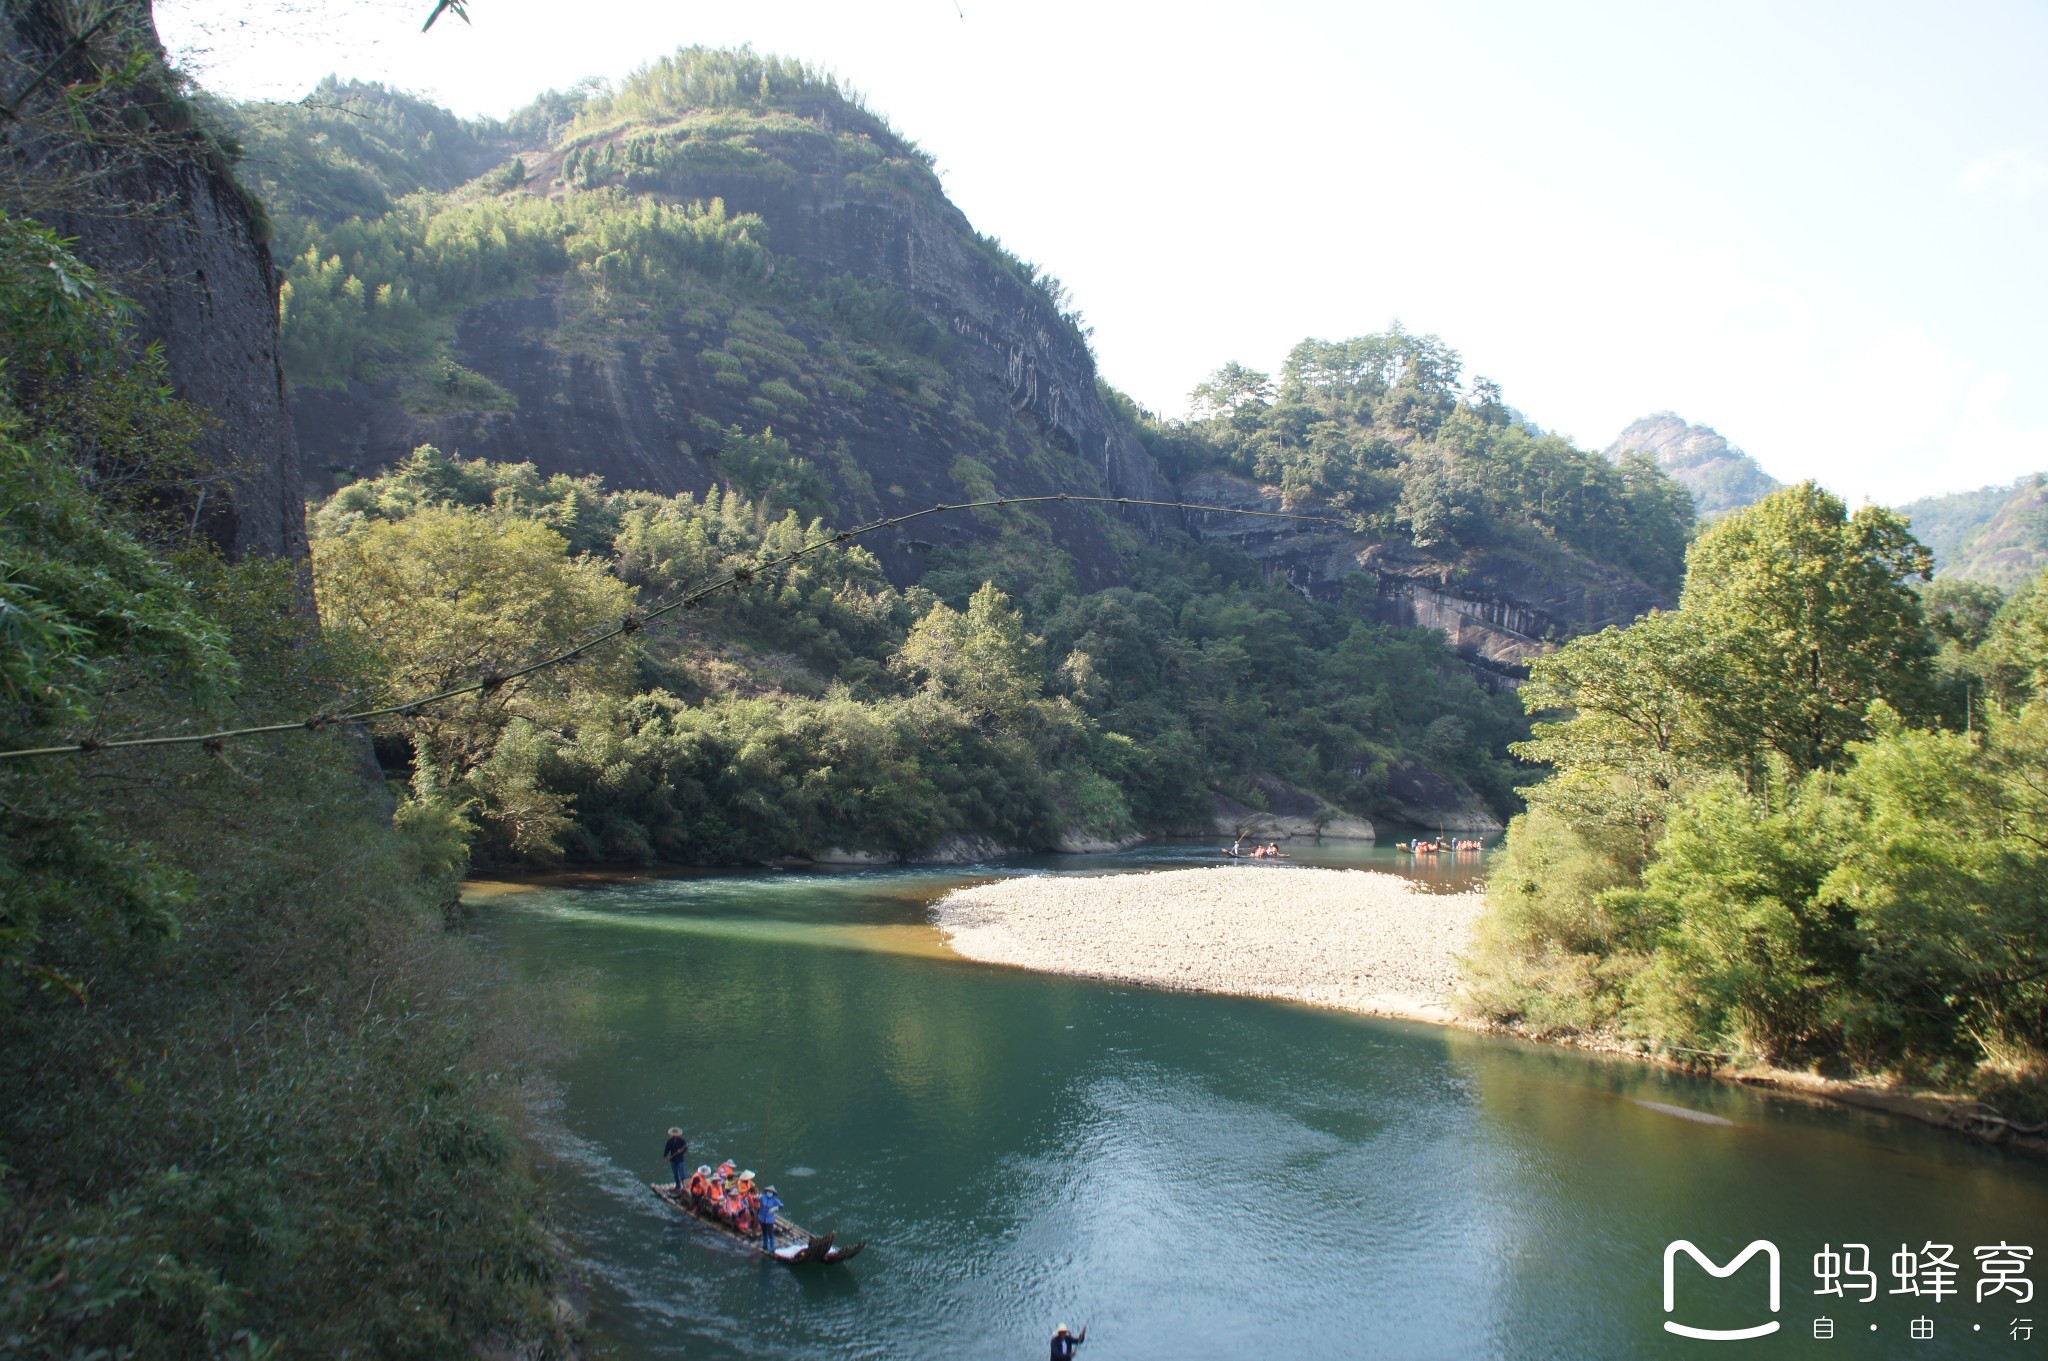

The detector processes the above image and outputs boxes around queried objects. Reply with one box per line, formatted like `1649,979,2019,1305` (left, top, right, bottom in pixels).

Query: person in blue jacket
1050,1322,1086,1359
662,1128,689,1188
758,1184,785,1252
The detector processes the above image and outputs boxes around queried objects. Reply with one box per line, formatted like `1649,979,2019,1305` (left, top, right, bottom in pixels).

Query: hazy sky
159,0,2048,506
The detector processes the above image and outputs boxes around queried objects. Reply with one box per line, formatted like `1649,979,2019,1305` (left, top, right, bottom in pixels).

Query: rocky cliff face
1604,411,1779,519
1178,470,1670,683
287,112,1168,589
1,1,305,563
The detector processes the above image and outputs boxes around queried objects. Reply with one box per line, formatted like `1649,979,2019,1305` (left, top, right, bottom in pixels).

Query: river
468,843,2048,1359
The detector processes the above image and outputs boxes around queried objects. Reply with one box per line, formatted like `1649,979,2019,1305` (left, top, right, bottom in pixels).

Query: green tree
312,505,637,854
1921,577,2007,650
894,581,1042,730
1512,609,1709,866
1981,568,2048,703
1614,776,1844,1060
1814,707,2048,1077
1679,482,1936,780
1188,361,1274,425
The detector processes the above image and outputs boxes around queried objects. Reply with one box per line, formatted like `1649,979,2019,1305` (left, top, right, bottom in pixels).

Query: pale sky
159,0,2048,506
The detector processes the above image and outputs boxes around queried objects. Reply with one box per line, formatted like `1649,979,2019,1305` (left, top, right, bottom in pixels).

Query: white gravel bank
931,865,1482,1024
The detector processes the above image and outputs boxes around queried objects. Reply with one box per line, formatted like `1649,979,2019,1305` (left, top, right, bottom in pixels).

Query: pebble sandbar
931,865,1481,1023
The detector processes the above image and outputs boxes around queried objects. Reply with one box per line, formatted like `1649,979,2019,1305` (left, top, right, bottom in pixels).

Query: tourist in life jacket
758,1184,784,1252
686,1165,712,1209
734,1170,759,1232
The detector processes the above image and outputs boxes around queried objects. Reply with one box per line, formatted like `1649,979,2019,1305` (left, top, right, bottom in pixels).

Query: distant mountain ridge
1605,408,2046,588
1901,474,2048,589
1602,412,1780,518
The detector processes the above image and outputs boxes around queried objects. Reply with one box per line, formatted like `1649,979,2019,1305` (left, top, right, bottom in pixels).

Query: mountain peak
1603,412,1780,518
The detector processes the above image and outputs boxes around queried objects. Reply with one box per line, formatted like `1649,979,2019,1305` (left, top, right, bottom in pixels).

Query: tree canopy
1469,484,2048,1117
1165,328,1695,593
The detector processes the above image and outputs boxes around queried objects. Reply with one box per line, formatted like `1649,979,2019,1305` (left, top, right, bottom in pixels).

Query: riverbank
932,865,1483,1024
930,864,2048,1159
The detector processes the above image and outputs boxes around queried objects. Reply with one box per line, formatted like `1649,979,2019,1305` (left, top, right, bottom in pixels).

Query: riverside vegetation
1465,484,2048,1119
305,439,1526,868
0,218,576,1355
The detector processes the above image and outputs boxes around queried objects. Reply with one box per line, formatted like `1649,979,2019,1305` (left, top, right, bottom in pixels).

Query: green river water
468,843,2048,1360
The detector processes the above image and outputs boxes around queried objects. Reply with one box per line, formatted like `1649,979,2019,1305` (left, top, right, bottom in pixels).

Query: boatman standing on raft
1050,1323,1086,1360
663,1127,689,1189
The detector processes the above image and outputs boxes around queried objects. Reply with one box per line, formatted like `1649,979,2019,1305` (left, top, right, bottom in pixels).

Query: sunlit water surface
467,842,2048,1360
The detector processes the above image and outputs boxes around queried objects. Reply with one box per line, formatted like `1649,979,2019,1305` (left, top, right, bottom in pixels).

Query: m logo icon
1663,1240,1782,1340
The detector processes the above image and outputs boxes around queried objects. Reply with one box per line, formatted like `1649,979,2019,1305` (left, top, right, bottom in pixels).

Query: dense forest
306,442,1525,868
229,57,1693,599
1153,335,1694,592
1467,484,2048,1119
233,61,1079,426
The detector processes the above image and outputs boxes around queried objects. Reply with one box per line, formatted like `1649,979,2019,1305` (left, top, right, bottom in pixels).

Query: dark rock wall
1179,470,1670,683
2,1,306,563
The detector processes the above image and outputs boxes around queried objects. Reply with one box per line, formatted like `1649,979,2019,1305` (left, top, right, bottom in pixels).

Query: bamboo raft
649,1184,865,1265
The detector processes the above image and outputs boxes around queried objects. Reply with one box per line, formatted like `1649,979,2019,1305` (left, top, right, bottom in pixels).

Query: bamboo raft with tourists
1396,835,1485,855
650,1161,865,1266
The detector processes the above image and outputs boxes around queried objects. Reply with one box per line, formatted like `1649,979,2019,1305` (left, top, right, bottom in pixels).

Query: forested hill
215,48,1711,857
1603,411,2048,584
230,53,1686,613
1899,474,2048,589
234,57,1167,591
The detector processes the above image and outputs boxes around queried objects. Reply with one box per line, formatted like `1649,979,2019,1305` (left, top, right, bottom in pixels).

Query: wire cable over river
0,492,1361,762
